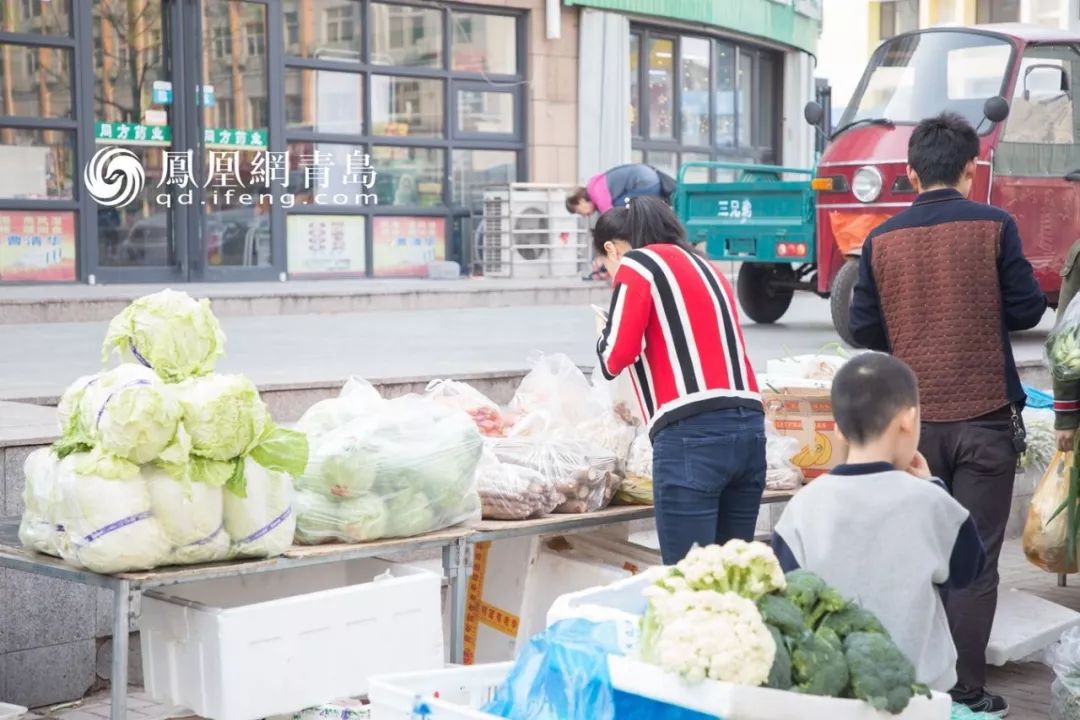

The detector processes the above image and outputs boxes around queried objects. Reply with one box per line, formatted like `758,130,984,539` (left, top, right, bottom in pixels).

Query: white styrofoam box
987,588,1080,666
369,662,511,720
608,656,951,720
140,558,443,720
545,570,657,651
0,703,27,720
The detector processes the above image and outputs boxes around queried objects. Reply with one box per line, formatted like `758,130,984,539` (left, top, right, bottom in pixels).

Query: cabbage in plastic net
475,446,564,520
53,454,173,574
491,438,620,513
18,448,62,556
224,456,297,559
295,394,482,543
102,289,226,383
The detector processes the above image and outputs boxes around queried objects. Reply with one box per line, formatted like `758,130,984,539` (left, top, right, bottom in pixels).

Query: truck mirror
803,101,824,126
983,96,1010,123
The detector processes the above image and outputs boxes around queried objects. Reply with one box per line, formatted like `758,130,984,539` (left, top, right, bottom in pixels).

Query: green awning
563,0,821,55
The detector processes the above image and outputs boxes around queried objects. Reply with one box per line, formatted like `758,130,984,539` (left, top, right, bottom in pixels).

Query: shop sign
0,210,76,282
96,121,171,146
152,80,173,105
286,215,367,278
372,216,445,277
204,127,268,151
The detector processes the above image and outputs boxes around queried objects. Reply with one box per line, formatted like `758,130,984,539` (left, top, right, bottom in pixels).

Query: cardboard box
763,387,846,480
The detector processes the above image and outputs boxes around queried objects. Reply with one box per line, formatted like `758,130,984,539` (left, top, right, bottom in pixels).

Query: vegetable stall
0,290,813,720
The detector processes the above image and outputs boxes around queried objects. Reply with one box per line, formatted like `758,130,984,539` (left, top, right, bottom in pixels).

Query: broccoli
816,627,843,652
757,594,806,638
818,604,890,640
790,629,849,697
782,570,827,615
807,586,848,629
764,624,793,690
843,632,931,714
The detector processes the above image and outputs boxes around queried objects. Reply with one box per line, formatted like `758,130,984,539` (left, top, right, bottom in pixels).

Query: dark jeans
921,416,1018,693
651,407,767,565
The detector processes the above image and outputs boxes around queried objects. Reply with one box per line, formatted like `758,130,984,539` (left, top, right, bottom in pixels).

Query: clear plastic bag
511,354,600,435
18,448,62,556
482,619,623,720
575,412,637,469
146,465,230,566
766,433,804,491
1049,627,1080,720
492,438,620,513
615,432,653,505
425,378,513,437
1049,293,1080,383
295,377,383,436
224,456,297,559
295,393,482,543
475,446,565,520
1023,451,1079,574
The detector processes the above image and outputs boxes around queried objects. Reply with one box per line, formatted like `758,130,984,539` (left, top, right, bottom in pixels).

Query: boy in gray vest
772,353,987,700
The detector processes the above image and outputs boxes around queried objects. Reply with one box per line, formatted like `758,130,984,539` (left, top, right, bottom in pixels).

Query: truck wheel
737,263,795,324
830,259,860,347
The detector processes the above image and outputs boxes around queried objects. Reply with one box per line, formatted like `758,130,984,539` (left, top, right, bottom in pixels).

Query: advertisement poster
372,216,446,277
286,214,366,278
0,211,76,282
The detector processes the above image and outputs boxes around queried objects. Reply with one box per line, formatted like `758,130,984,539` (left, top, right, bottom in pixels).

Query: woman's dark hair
593,196,696,256
565,186,590,214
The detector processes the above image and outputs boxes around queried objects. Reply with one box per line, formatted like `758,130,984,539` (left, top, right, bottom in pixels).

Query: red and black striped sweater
596,244,762,438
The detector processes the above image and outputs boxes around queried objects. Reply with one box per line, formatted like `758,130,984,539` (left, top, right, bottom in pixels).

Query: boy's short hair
565,187,589,213
907,113,980,188
831,353,919,445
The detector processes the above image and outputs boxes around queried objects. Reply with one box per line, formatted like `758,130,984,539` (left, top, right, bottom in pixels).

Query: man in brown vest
849,113,1047,717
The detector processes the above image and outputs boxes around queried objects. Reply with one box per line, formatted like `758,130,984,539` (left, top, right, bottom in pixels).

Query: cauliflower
673,540,786,600
642,589,775,686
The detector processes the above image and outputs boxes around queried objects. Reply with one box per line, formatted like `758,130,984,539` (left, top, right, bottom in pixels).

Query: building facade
0,0,820,286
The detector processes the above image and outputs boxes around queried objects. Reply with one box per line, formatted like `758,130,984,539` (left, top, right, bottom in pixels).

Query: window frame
631,24,783,175
281,0,527,276
976,0,1021,24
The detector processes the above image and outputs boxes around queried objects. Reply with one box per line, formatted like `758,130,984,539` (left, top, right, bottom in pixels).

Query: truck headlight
852,166,883,203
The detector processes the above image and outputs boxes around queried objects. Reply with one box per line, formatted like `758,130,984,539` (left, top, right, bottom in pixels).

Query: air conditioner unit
480,184,587,279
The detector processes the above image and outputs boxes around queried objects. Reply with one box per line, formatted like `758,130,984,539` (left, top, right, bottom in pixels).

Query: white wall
782,49,817,170
815,0,872,115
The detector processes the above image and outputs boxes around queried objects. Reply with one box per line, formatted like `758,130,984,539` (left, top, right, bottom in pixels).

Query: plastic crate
368,663,511,720
0,704,27,720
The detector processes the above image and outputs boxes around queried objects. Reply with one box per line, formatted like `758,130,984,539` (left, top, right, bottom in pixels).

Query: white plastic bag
1049,293,1080,383
426,379,513,437
616,432,653,505
1048,627,1080,720
510,354,599,434
145,467,230,566
54,454,172,574
18,448,62,556
475,446,564,520
766,433,804,491
295,377,384,436
224,456,297,558
492,438,620,513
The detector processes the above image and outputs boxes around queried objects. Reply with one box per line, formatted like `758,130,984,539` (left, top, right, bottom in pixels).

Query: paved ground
0,294,1057,403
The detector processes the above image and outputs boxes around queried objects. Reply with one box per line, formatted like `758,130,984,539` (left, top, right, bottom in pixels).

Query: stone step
0,279,611,325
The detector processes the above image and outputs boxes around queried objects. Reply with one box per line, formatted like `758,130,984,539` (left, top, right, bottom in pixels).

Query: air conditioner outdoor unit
479,184,587,279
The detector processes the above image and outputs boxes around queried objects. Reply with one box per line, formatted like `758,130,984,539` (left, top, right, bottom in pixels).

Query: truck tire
830,259,860,347
737,263,795,324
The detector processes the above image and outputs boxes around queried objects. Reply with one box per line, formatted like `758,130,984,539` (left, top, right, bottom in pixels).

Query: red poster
0,211,77,282
372,216,446,278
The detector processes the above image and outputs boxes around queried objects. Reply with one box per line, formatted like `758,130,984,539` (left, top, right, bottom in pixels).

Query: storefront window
648,150,677,178
456,89,514,135
452,12,516,74
371,146,444,207
0,127,73,198
286,141,377,208
285,68,364,135
371,3,442,68
371,75,443,137
452,149,516,206
648,37,674,139
0,0,70,36
0,43,72,118
680,37,710,147
630,33,640,136
715,42,735,147
93,1,167,124
96,143,173,269
282,0,362,62
738,52,752,147
681,152,710,183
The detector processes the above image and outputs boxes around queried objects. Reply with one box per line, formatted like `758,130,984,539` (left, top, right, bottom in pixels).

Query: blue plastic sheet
1025,384,1054,409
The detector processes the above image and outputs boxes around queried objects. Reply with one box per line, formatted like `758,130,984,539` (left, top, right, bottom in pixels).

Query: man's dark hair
831,353,919,445
565,186,589,214
907,112,980,188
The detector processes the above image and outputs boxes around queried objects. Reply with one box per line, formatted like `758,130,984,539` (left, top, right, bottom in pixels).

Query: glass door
87,0,282,282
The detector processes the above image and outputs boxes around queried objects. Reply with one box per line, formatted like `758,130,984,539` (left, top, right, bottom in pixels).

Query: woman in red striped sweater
595,197,766,564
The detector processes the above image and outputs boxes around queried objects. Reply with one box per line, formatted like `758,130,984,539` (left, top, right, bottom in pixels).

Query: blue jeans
651,407,766,565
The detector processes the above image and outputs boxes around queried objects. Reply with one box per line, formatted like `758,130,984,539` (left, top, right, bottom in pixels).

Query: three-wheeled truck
675,24,1080,344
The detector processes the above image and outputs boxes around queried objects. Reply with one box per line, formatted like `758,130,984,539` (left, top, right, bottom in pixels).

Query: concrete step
0,278,611,325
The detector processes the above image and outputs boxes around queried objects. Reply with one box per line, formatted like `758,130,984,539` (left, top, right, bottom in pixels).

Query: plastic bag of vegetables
102,289,226,383
475,446,564,520
53,454,172,574
426,379,512,437
296,394,482,543
510,354,600,436
615,433,653,505
491,438,620,513
224,456,297,558
1048,626,1080,720
145,464,230,566
18,448,62,556
1049,293,1080,382
296,377,384,437
1023,451,1079,574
